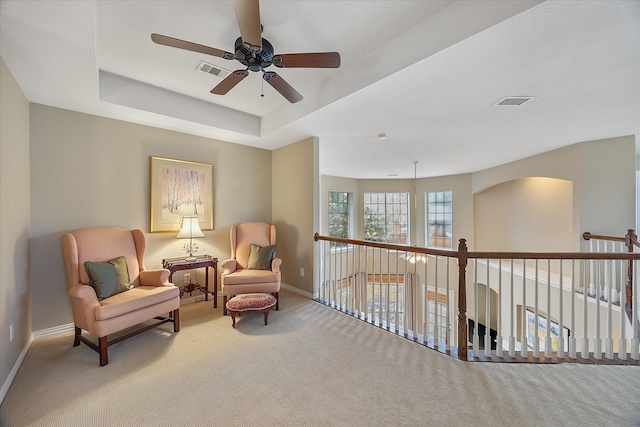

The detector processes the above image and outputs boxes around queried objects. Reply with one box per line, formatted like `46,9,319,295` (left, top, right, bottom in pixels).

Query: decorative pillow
84,256,133,300
246,243,276,270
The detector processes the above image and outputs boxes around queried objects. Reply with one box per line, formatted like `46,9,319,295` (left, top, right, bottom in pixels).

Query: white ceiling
1,0,638,179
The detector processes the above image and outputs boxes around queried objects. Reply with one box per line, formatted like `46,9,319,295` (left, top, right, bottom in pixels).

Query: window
426,190,452,248
426,292,449,344
363,192,409,244
329,191,351,248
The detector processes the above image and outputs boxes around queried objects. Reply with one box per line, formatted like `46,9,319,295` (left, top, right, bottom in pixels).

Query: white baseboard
281,283,313,299
32,322,74,339
1,334,33,406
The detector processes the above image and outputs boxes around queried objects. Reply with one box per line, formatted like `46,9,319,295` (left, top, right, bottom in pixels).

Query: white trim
281,282,313,299
32,323,74,339
1,335,33,405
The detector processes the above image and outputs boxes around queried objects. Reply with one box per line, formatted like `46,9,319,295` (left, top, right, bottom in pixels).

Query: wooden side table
162,255,218,308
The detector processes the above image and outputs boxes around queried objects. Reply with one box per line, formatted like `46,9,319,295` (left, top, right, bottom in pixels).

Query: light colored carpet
1,289,639,427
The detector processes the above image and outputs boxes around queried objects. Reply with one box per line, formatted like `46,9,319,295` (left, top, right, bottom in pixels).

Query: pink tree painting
161,167,205,224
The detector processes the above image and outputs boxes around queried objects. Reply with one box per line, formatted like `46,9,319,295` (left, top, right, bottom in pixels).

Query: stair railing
314,232,640,364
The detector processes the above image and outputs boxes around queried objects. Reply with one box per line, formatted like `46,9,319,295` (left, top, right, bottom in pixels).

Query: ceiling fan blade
263,71,303,103
151,33,235,60
211,70,249,95
273,52,341,68
233,0,262,52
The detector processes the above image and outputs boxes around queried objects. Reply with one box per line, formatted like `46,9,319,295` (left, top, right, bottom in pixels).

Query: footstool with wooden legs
225,293,277,328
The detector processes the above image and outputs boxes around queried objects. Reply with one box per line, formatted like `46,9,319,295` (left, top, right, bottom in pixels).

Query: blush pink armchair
61,226,180,366
221,222,282,315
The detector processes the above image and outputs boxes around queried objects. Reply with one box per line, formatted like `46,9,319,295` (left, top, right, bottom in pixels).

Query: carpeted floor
1,289,639,426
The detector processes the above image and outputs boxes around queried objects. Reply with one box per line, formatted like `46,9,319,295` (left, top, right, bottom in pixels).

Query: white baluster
594,259,602,359
618,259,626,360
497,259,503,358
545,261,552,359
582,259,590,358
509,259,516,358
569,260,577,359
533,260,540,359
521,260,528,358
473,260,480,358
605,259,614,360
558,261,564,359
632,260,639,360
485,259,491,357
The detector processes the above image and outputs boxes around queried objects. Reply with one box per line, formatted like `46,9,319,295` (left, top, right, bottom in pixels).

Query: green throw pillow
84,256,133,300
246,243,276,270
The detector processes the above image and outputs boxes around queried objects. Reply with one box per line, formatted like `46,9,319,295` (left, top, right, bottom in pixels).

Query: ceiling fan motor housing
234,37,274,72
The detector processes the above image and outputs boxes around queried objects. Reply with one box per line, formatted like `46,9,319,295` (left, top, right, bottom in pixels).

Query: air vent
197,61,231,79
493,96,535,106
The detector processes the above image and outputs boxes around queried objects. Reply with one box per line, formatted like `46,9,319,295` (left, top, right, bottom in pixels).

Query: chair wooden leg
223,295,228,315
74,326,82,347
173,309,180,332
99,336,108,366
274,292,279,310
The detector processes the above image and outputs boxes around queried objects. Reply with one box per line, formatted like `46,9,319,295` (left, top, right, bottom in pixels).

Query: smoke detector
197,61,231,79
493,96,535,106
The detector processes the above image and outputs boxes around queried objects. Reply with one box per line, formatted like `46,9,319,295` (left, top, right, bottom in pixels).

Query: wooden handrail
582,231,626,242
315,233,640,261
314,233,456,257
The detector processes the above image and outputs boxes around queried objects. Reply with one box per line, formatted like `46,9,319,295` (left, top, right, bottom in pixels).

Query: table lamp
177,216,205,262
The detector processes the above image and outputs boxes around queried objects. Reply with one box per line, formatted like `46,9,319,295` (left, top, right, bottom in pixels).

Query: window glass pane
363,192,409,244
426,190,452,249
329,191,351,248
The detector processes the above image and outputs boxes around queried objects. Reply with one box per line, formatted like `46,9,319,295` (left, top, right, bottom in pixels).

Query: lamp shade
176,216,205,239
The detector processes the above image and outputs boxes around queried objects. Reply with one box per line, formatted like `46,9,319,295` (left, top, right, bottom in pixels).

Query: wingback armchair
221,222,282,315
61,226,180,366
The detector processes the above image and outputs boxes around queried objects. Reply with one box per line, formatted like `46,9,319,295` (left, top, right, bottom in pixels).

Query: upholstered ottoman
226,293,277,328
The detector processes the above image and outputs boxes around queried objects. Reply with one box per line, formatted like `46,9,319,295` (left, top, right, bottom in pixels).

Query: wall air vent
493,96,535,106
197,61,231,79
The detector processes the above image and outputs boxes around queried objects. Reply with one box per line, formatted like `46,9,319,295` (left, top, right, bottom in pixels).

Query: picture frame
525,309,569,352
150,156,213,233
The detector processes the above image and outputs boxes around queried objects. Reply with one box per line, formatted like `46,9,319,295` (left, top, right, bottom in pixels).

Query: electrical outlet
184,273,191,284
9,323,14,342
300,268,304,277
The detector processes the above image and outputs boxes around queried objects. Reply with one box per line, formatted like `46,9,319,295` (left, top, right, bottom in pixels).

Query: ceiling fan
151,0,341,103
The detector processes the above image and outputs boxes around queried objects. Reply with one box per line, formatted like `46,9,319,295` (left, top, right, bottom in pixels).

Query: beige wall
508,178,573,252
474,181,509,251
0,57,31,395
474,178,573,252
473,136,636,250
29,104,274,331
272,137,318,295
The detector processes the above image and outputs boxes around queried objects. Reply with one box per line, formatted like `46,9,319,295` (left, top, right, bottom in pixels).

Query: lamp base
184,254,197,263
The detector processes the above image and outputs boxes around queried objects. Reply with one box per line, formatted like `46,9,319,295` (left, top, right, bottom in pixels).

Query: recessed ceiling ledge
98,70,260,136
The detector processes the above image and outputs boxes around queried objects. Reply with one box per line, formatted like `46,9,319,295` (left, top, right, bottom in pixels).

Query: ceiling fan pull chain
261,76,265,98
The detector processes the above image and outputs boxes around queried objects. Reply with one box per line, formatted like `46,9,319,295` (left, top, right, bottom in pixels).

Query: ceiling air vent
493,96,535,106
197,61,230,79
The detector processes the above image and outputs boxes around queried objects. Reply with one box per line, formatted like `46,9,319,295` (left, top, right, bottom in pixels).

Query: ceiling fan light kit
151,0,341,103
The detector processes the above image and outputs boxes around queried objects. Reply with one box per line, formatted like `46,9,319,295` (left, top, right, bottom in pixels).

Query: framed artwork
526,309,569,352
150,156,213,232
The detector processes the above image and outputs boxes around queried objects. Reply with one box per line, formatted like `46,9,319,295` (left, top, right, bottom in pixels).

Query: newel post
625,229,636,311
457,238,468,361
